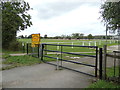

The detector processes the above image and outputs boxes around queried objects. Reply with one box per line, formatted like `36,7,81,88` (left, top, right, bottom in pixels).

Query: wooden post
103,45,107,80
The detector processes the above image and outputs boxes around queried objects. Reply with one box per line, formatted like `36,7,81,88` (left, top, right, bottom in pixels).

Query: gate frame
40,43,99,77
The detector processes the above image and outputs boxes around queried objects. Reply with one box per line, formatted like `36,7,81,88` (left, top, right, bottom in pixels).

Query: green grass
43,53,96,62
107,66,119,77
18,38,118,48
88,80,120,88
3,39,118,54
18,38,92,43
2,55,41,70
2,49,23,54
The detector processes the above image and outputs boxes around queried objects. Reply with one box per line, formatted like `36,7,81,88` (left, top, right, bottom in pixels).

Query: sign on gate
31,34,40,47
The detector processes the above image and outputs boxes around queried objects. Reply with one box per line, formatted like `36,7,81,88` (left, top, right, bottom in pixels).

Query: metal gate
40,43,99,77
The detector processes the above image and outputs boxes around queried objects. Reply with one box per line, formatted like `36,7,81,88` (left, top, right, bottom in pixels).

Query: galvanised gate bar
40,43,99,77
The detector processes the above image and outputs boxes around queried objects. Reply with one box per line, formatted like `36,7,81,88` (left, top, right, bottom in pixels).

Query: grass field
17,39,118,54
2,38,118,56
18,38,118,47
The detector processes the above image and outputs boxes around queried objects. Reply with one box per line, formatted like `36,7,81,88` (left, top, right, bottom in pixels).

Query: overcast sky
17,0,113,37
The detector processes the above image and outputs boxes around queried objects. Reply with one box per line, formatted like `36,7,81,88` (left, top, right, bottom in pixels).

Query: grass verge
107,66,119,77
88,66,120,88
88,80,120,88
2,55,41,70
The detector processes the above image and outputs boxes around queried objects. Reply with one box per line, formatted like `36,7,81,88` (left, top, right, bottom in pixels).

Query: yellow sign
31,34,40,47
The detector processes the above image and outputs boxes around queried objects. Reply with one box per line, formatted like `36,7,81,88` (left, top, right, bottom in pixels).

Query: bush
8,41,23,51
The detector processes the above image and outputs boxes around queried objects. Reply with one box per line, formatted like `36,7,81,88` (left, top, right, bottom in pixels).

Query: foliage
88,65,120,88
1,0,32,49
72,33,84,39
100,1,120,31
87,34,93,40
2,55,41,70
107,66,119,77
27,34,32,38
44,34,47,39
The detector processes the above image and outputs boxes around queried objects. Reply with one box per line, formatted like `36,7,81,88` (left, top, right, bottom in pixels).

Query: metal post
99,48,103,79
32,47,35,56
95,47,98,77
45,44,47,55
114,52,116,77
56,54,59,70
61,46,63,68
41,44,44,61
38,44,40,58
106,25,108,45
103,45,107,79
118,27,120,78
27,43,29,54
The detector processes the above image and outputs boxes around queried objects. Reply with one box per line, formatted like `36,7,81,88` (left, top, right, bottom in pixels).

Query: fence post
26,43,29,54
60,45,63,68
103,45,107,80
72,42,73,48
82,41,84,46
38,44,40,58
22,43,25,53
99,48,103,79
40,44,44,61
95,47,98,77
56,54,59,70
57,43,59,50
45,44,47,55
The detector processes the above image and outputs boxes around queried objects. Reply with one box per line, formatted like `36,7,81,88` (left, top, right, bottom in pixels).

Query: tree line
18,33,114,40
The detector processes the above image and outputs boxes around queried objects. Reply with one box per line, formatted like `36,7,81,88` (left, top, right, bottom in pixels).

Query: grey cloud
34,2,100,19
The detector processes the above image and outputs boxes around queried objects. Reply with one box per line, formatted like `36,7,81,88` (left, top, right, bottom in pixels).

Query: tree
44,34,47,39
72,33,79,39
88,34,93,40
72,33,84,39
1,0,32,49
18,35,24,39
79,33,84,39
100,2,120,31
28,34,32,38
